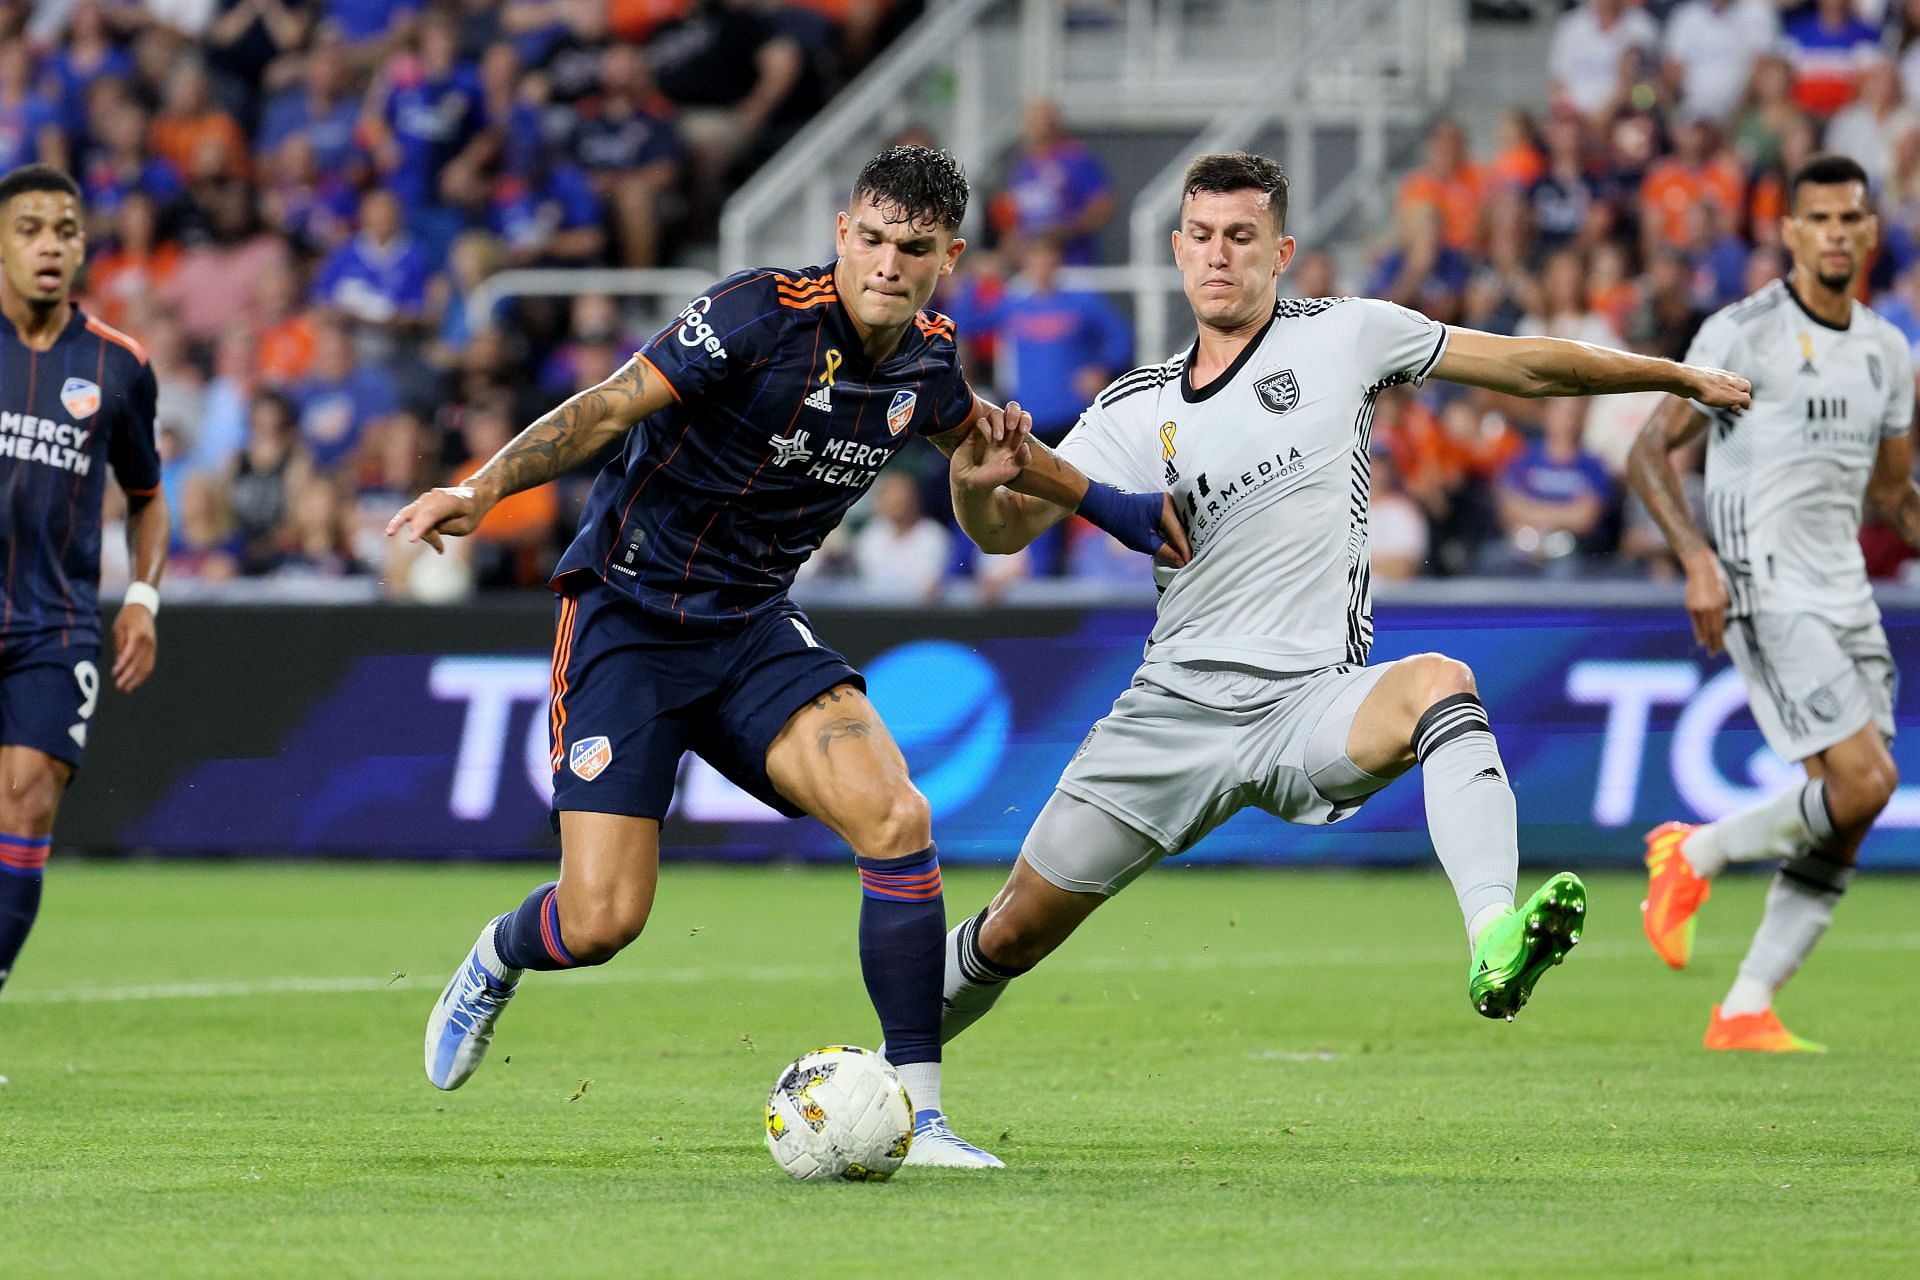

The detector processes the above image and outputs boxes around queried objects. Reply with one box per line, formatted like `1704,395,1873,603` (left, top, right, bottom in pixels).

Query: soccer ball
764,1045,914,1181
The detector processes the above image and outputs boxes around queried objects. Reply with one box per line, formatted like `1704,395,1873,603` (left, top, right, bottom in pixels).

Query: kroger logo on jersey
675,296,727,358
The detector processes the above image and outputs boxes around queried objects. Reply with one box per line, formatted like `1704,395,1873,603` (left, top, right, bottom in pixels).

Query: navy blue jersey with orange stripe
552,264,976,630
0,305,159,646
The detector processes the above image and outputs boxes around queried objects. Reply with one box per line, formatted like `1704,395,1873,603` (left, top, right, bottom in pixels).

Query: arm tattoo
1887,486,1920,550
473,361,649,499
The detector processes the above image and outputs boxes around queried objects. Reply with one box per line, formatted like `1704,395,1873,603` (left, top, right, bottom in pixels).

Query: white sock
894,1060,940,1116
1721,975,1773,1017
1468,902,1509,945
1684,780,1832,879
1413,694,1519,941
478,916,522,984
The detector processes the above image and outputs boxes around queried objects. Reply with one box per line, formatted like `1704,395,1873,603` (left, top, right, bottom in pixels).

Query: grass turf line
3,863,1917,1279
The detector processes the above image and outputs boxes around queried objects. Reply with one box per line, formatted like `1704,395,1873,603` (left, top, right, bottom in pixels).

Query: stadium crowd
15,0,1920,598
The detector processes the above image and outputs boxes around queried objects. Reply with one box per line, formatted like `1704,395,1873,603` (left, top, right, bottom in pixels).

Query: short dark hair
0,164,81,211
1182,152,1289,231
1789,152,1871,210
850,145,970,232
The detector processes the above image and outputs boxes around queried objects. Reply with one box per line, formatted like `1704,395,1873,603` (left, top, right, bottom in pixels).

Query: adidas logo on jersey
804,386,833,413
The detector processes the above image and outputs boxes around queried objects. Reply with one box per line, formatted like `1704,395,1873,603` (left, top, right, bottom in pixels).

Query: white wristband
123,582,160,616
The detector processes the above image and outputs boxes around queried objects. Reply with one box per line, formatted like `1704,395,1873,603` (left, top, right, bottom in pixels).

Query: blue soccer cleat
424,920,521,1090
902,1109,1005,1169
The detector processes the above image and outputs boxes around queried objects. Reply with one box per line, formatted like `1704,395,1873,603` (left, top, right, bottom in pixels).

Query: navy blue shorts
0,632,100,770
547,577,863,825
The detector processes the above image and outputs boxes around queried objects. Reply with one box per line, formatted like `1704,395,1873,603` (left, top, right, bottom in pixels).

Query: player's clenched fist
1684,366,1752,411
385,484,491,554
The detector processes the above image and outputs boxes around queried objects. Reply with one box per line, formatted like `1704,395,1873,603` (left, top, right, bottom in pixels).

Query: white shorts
1049,659,1399,866
1724,612,1897,762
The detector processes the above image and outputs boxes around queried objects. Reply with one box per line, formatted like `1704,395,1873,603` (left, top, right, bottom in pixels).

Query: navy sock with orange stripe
491,881,584,973
856,845,945,1071
0,833,51,994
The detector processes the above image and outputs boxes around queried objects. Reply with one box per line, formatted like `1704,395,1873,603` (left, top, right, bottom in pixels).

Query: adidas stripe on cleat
1469,872,1587,1021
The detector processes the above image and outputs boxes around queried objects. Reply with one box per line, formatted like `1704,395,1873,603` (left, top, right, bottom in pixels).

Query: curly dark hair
1181,152,1289,231
850,145,970,232
0,163,81,210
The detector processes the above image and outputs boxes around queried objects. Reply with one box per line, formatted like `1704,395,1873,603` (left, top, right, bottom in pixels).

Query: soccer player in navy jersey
392,146,1184,1168
0,165,167,1061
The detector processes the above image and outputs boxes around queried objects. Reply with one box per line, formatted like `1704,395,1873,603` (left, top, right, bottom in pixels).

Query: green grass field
4,862,1916,1278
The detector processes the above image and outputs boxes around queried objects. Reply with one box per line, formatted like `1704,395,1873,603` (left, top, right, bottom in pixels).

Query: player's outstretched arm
1433,328,1752,407
1626,395,1728,654
932,400,1190,563
386,356,674,553
113,490,169,693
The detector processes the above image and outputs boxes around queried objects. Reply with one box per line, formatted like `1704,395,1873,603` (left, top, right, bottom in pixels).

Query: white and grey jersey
1056,295,1448,673
1685,279,1914,624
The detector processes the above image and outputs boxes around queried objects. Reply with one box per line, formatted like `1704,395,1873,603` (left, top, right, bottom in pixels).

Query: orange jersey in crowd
1640,157,1744,247
1398,164,1488,251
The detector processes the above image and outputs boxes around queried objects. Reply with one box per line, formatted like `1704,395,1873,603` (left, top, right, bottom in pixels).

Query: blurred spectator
311,186,434,329
1732,54,1809,180
256,34,363,175
1368,203,1473,324
192,326,259,476
647,0,814,207
1062,518,1153,587
253,256,320,385
855,472,949,602
205,0,314,124
991,98,1116,266
1397,118,1486,253
288,316,400,471
230,389,312,575
572,43,683,266
364,9,488,211
488,145,607,267
259,131,357,254
1825,60,1917,192
1638,118,1743,263
457,393,560,587
1585,238,1639,339
0,38,65,174
982,238,1131,443
170,471,243,580
1529,113,1603,254
44,3,136,138
1548,0,1659,123
146,316,209,454
86,191,183,331
1485,397,1616,576
1369,453,1430,582
611,0,692,44
161,177,290,341
149,56,250,181
1286,249,1340,300
276,473,370,578
82,95,186,224
1374,388,1513,575
1520,249,1622,347
1781,0,1881,120
1663,0,1781,125
328,0,424,51
1488,108,1545,190
427,229,507,365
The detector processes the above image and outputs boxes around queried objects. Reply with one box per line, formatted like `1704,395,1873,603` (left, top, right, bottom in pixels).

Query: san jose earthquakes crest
1254,369,1298,415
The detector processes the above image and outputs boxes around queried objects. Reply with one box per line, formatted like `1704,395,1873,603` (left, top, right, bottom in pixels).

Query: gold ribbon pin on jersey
820,349,843,387
1160,421,1178,460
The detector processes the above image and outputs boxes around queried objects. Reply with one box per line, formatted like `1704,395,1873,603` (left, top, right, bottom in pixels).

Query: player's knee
0,764,60,835
557,897,651,965
976,908,1058,972
1409,653,1477,707
849,785,932,861
1829,759,1897,829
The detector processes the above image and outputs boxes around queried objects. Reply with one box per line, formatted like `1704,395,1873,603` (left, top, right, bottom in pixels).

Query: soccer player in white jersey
1628,153,1920,1053
925,152,1752,1060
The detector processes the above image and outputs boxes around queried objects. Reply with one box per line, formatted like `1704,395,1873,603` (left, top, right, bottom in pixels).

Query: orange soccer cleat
1703,1006,1827,1054
1641,821,1710,969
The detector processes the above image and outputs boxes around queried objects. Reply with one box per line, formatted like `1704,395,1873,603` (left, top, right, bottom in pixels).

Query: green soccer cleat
1468,872,1587,1021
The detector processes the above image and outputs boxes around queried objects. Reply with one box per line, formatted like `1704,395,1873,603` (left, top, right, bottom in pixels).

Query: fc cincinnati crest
569,735,613,781
886,389,917,436
60,377,100,419
1254,369,1299,415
